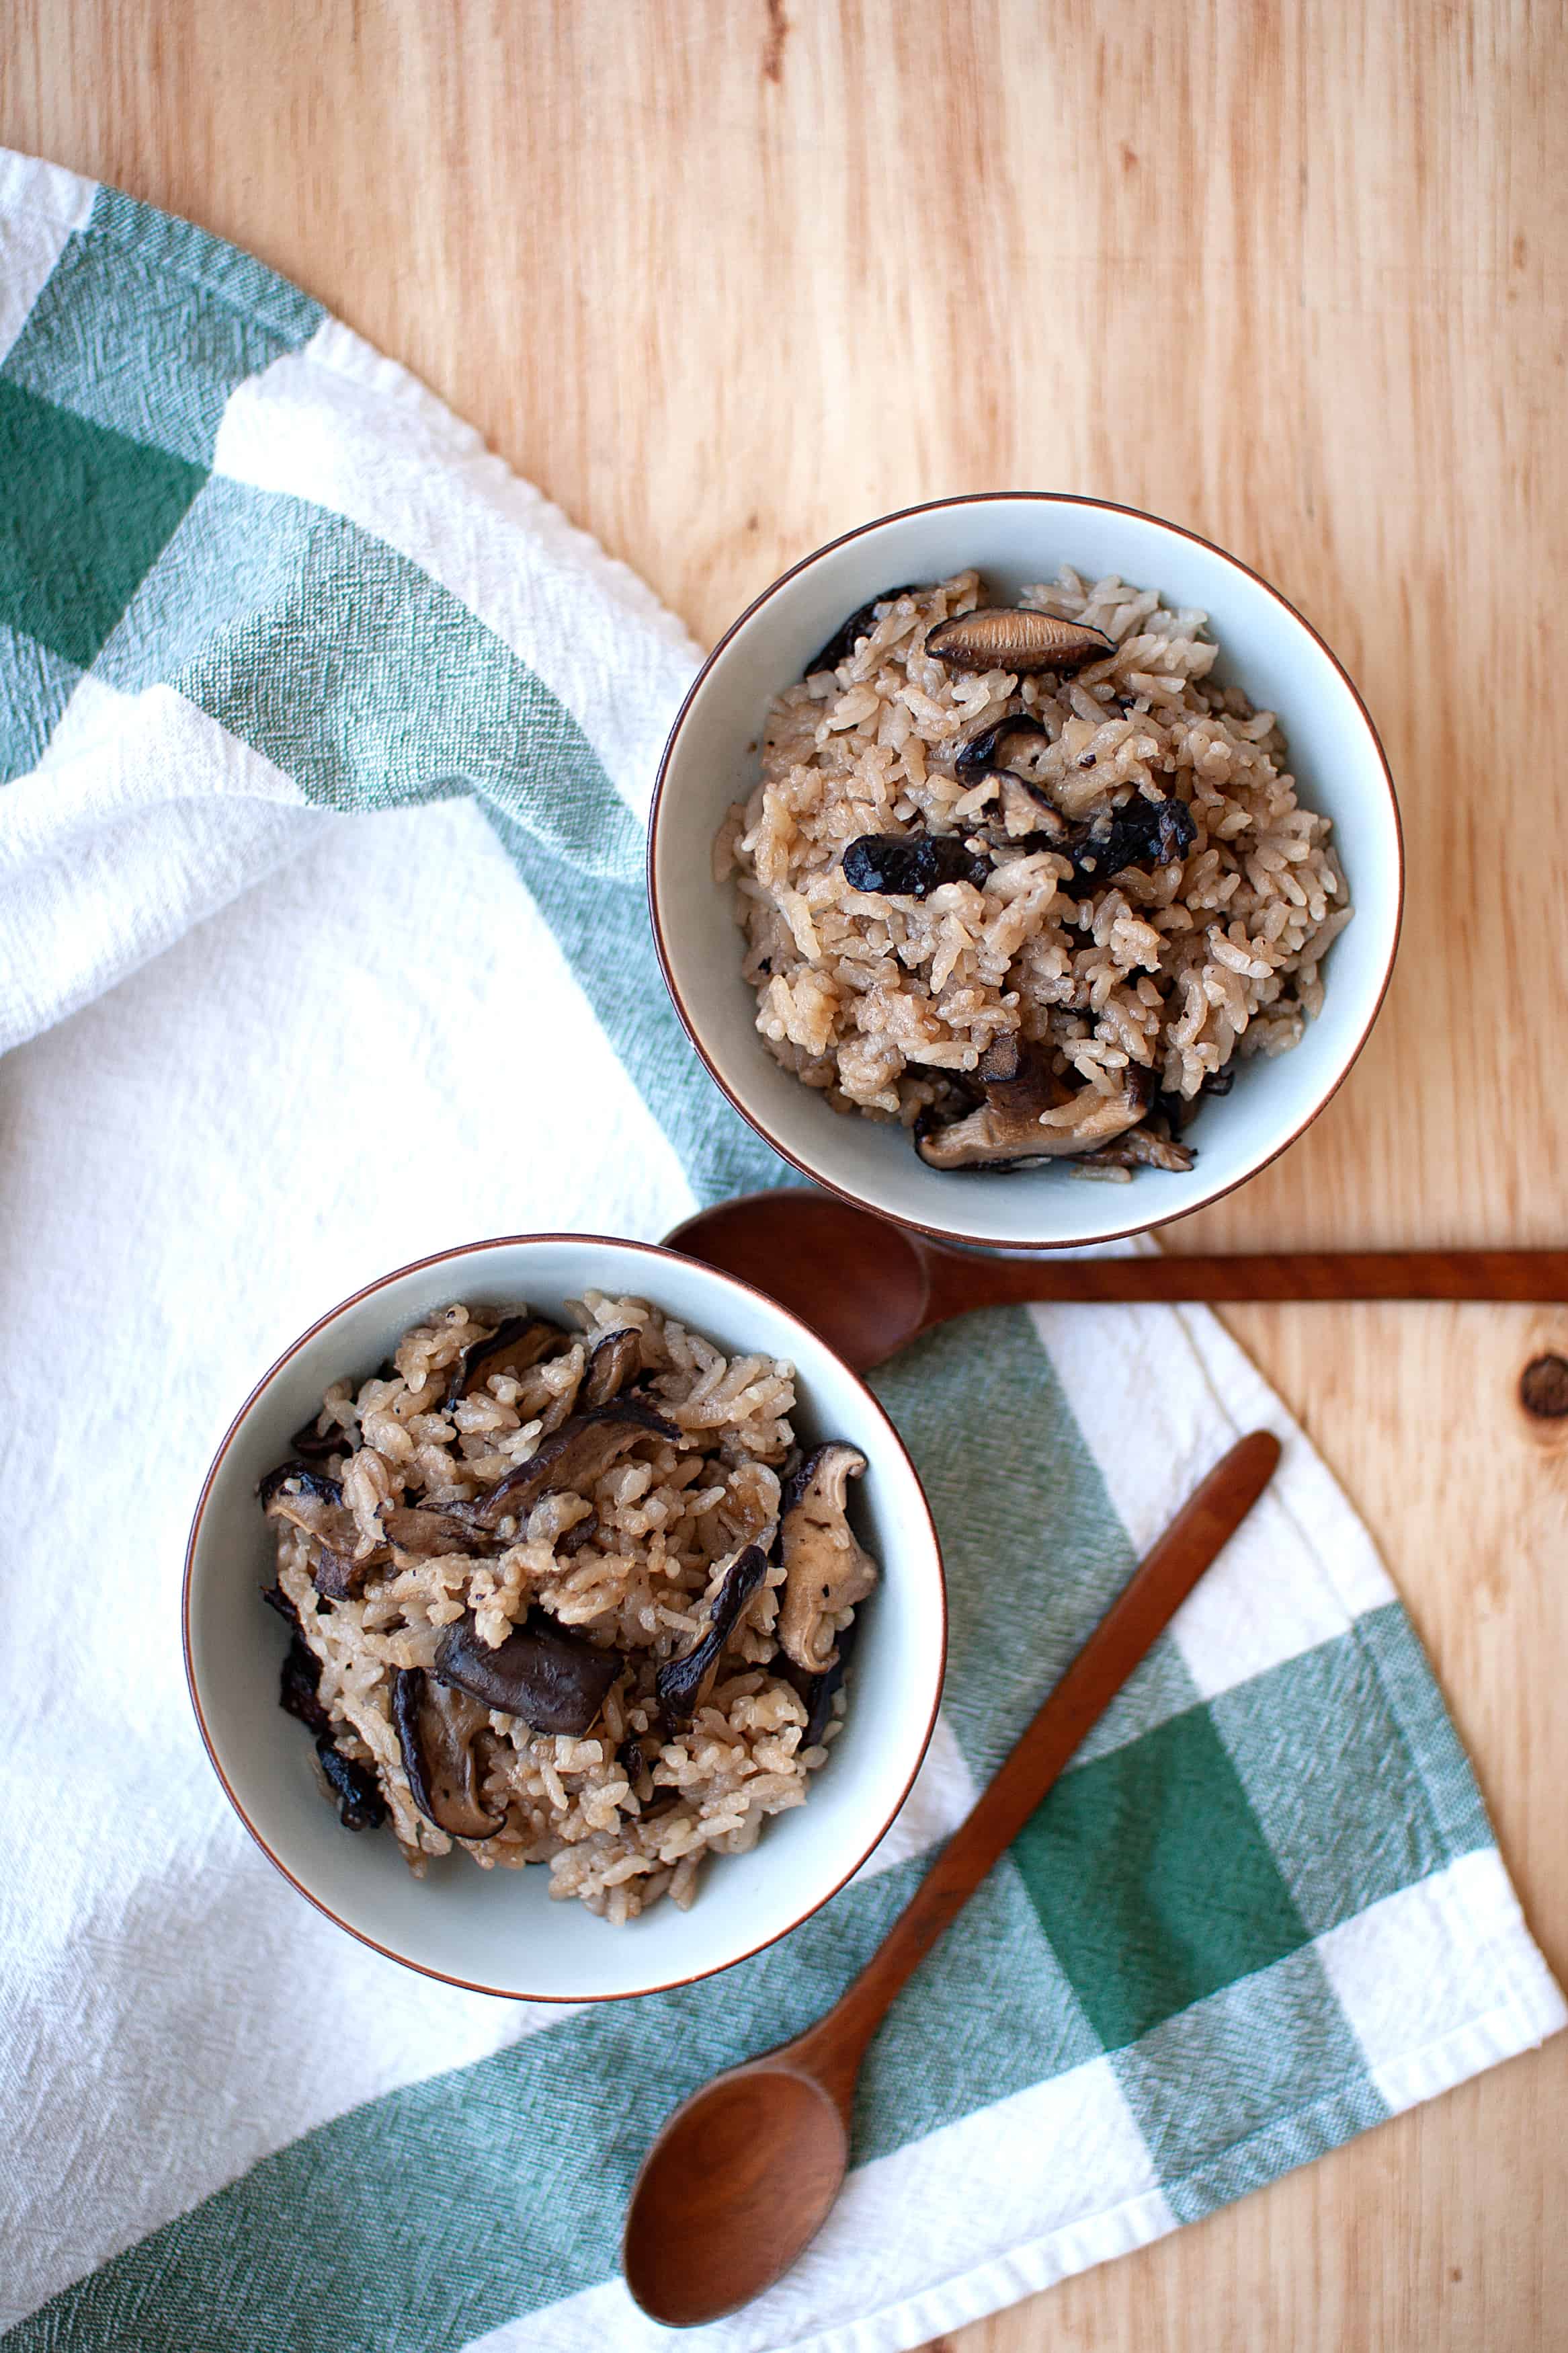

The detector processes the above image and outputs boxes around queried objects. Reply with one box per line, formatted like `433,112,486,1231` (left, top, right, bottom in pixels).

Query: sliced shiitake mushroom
926,608,1116,676
778,1609,862,1749
393,1667,504,1841
1077,1127,1195,1174
315,1741,387,1831
288,1412,343,1464
380,1504,495,1562
805,584,926,678
278,1631,331,1738
442,1316,573,1412
1063,793,1196,885
655,1544,770,1730
954,711,1049,782
915,1072,1153,1170
778,1445,876,1675
472,1398,679,1531
261,1467,387,1599
841,832,989,900
434,1609,622,1735
583,1326,641,1407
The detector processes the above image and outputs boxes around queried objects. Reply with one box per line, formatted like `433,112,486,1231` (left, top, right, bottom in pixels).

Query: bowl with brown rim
648,493,1402,1250
183,1233,945,2003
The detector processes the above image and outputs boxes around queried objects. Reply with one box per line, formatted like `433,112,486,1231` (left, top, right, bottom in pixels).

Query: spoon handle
791,1429,1282,2109
921,1248,1568,1320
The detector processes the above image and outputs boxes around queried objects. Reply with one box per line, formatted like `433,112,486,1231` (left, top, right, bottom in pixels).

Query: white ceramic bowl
650,493,1403,1249
184,1235,945,2002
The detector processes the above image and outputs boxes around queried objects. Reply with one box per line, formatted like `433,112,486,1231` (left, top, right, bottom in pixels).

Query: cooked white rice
263,1295,873,1923
716,567,1352,1176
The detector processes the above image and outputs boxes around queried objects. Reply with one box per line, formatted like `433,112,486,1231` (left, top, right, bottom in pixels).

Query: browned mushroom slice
442,1316,573,1412
288,1411,343,1464
805,584,926,678
556,1509,600,1560
278,1631,331,1737
380,1504,495,1562
778,1445,876,1675
315,1741,387,1831
471,1398,680,1531
261,1467,388,1598
1077,1126,1196,1174
778,1609,862,1749
926,608,1116,676
655,1544,770,1730
583,1326,641,1408
392,1667,504,1840
915,1074,1153,1171
434,1609,622,1734
954,711,1049,782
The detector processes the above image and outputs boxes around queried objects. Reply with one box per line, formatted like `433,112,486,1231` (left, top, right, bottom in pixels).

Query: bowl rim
183,1230,948,2003
648,489,1405,1251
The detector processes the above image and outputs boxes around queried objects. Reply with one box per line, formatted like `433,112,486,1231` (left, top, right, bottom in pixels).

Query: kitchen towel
0,147,1561,2353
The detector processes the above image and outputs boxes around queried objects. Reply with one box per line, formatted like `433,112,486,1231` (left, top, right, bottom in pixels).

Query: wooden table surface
5,3,1564,2344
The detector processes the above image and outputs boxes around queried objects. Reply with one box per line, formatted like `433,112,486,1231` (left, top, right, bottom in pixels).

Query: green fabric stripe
84,185,323,346
485,805,795,1207
1112,1945,1387,2217
3,204,319,465
1012,1698,1312,2049
870,1307,1198,1779
1352,1601,1494,1860
1210,1620,1463,1937
0,1853,1088,2353
0,620,77,784
93,478,641,879
0,380,206,669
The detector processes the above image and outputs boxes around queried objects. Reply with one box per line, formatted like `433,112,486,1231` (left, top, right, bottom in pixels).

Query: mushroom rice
261,1294,876,1923
716,568,1352,1176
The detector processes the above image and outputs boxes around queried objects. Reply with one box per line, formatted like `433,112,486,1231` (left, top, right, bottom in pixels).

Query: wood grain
2,3,1564,2347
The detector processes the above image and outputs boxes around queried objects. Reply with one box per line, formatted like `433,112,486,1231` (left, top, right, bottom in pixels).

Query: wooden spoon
666,1189,1568,1373
622,1429,1282,2327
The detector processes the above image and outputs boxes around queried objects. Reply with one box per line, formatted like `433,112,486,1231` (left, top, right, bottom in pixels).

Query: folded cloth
0,149,1559,2353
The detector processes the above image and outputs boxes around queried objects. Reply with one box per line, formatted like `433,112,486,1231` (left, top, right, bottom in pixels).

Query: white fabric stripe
1034,1291,1396,1709
1317,1847,1568,2116
0,794,688,2327
210,321,701,822
0,150,93,364
462,2057,1173,2353
0,678,341,1051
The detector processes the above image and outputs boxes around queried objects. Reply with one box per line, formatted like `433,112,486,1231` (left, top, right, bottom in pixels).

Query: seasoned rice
261,1295,876,1923
716,568,1352,1176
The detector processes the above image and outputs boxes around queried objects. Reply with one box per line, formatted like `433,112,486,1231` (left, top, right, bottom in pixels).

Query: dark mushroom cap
655,1544,769,1730
393,1667,504,1841
926,607,1116,676
258,1463,341,1510
278,1631,331,1739
1063,792,1196,886
583,1326,641,1408
434,1609,622,1735
472,1398,679,1531
841,832,989,900
954,711,1050,782
805,584,927,678
442,1316,573,1413
315,1740,387,1832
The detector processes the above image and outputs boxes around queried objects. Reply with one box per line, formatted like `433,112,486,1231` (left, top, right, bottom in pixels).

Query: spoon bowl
622,2061,850,2327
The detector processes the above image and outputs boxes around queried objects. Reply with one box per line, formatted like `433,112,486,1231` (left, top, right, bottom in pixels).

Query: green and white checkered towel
0,147,1560,2353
